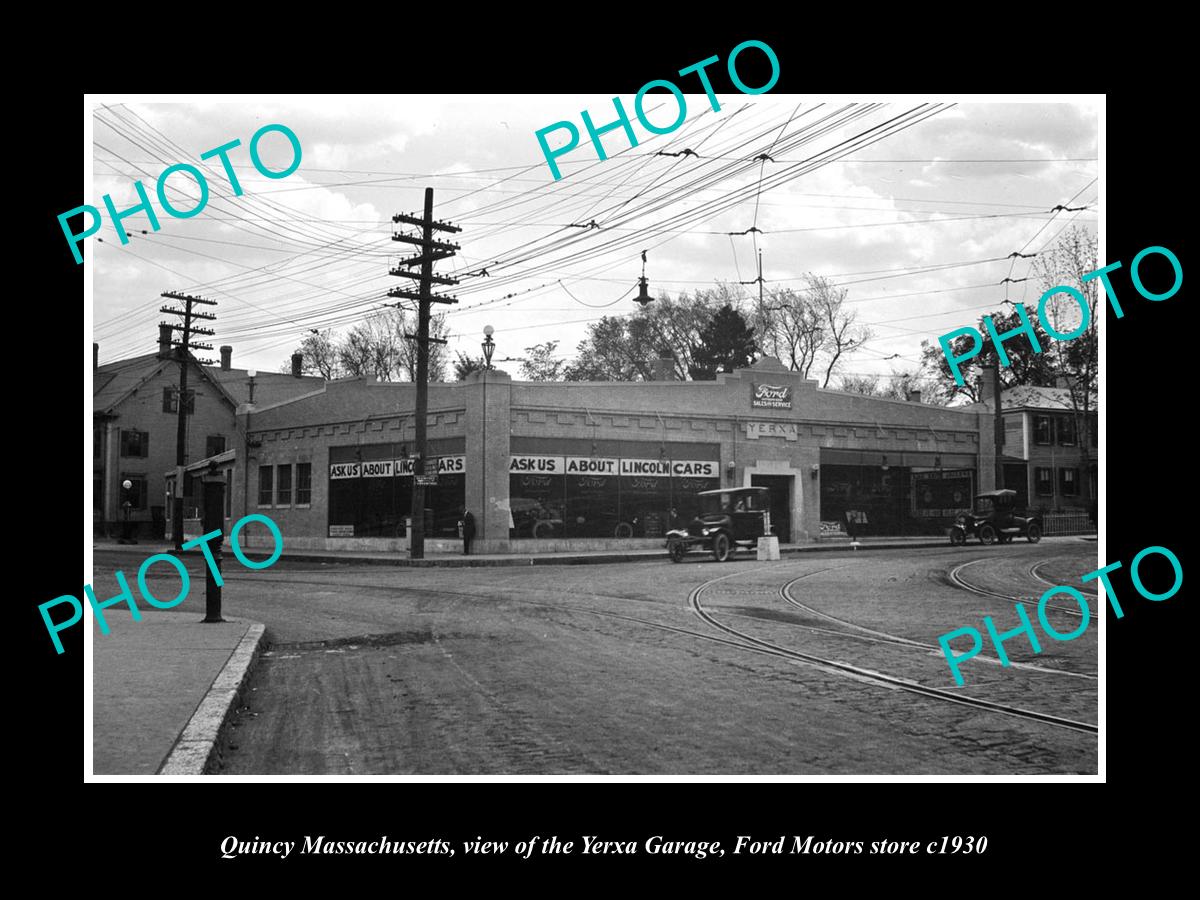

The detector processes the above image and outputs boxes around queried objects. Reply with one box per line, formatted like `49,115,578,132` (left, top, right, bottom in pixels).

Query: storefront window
509,455,565,539
327,442,462,538
561,456,618,538
508,445,720,539
819,463,915,536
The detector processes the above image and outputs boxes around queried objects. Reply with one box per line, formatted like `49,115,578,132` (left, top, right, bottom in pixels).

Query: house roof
209,367,324,406
93,351,239,415
94,353,324,414
93,352,174,414
962,385,1080,414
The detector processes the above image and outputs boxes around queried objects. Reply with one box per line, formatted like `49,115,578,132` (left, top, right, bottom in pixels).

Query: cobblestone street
95,541,1099,774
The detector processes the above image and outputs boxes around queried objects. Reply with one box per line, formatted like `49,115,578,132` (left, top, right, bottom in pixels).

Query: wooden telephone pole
388,188,460,559
160,291,216,551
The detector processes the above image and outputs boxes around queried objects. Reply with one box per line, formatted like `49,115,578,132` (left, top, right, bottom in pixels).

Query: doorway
751,474,793,542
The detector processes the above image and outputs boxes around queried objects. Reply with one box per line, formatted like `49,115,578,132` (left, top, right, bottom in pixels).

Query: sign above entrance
745,421,799,441
752,382,792,409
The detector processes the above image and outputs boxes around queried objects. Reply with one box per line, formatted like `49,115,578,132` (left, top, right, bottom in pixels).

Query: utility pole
758,248,764,307
388,188,460,559
992,352,1004,491
160,292,216,551
739,249,766,306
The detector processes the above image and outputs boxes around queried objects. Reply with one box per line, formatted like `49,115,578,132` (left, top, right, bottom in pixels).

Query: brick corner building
230,356,1001,553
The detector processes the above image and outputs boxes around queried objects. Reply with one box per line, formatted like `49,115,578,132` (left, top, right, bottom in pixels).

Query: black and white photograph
76,88,1116,780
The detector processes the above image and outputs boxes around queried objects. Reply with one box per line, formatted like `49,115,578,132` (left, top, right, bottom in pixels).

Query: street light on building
482,325,495,369
247,368,257,404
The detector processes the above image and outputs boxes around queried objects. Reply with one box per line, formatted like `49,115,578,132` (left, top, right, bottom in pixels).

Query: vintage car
509,498,564,539
949,489,1042,546
665,486,773,562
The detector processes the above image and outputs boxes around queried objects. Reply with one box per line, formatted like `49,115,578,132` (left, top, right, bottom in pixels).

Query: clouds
90,96,1099,380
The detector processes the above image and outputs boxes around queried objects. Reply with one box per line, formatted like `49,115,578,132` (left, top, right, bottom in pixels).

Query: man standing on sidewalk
460,508,476,555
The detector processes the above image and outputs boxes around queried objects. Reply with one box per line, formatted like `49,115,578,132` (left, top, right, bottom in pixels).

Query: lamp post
482,325,495,369
481,327,495,545
121,478,134,544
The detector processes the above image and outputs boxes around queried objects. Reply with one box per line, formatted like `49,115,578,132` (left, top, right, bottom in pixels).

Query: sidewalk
93,534,1092,568
92,609,265,776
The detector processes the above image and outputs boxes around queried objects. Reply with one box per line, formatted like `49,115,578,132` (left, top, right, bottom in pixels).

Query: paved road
93,541,1100,775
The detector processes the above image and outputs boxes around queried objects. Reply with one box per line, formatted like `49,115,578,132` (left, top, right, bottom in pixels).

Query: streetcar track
689,571,1097,736
950,559,1088,618
229,562,1097,734
1030,561,1099,598
776,576,1096,681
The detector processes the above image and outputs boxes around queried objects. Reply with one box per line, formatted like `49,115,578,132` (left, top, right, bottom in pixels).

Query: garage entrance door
751,474,793,542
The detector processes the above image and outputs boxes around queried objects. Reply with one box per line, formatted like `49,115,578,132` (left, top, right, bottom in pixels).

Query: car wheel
614,521,634,539
711,532,732,562
979,524,997,545
949,528,965,546
668,539,687,563
1027,523,1042,544
533,520,554,539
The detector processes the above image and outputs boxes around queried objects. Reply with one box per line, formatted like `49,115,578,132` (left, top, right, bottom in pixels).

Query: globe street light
482,325,495,369
121,478,134,544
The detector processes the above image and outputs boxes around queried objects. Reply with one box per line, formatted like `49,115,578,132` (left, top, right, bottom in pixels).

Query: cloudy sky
89,95,1098,382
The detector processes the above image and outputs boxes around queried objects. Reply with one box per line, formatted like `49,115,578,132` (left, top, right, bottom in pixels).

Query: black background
27,19,1187,884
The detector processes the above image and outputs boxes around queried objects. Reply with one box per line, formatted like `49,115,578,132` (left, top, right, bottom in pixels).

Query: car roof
976,489,1017,499
697,487,769,496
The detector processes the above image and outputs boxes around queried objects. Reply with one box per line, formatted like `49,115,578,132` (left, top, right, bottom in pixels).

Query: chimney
907,389,922,404
651,355,676,382
291,351,303,377
158,323,173,355
93,343,99,371
220,345,233,371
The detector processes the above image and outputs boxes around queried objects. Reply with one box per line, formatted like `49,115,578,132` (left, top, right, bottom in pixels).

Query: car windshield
698,493,731,516
698,492,762,515
975,497,994,513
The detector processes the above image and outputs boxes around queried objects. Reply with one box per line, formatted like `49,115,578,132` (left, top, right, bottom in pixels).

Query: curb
274,540,959,567
158,622,267,776
98,534,1097,569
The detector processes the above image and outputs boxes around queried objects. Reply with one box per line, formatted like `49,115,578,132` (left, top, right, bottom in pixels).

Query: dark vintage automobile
665,487,773,562
949,489,1042,546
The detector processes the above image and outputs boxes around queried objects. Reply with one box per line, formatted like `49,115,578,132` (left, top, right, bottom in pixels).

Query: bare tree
394,310,449,382
330,307,448,382
753,274,871,386
811,275,871,388
839,374,880,395
287,329,342,379
1034,225,1099,518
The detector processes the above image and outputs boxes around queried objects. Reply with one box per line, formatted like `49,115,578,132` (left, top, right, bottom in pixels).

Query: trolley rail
690,569,1097,736
950,559,1088,619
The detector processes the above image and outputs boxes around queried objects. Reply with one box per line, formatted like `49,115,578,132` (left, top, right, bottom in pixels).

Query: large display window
508,439,720,540
327,439,463,538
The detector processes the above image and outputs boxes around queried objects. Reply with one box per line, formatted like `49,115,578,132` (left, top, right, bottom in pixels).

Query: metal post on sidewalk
201,478,225,623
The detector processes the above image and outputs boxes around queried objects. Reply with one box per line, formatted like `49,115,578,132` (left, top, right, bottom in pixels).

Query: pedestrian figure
460,508,476,555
